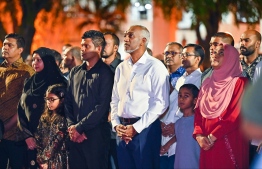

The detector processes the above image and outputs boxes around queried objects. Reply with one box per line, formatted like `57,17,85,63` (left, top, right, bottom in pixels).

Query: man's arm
132,64,170,133
64,70,76,127
110,67,121,131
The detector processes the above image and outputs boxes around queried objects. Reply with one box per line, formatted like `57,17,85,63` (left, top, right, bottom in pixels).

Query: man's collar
80,58,103,70
184,68,201,76
1,57,23,68
170,66,186,75
128,51,148,65
110,58,121,69
241,55,262,66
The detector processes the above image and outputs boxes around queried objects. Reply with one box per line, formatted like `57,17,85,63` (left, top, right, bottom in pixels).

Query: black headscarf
29,47,67,97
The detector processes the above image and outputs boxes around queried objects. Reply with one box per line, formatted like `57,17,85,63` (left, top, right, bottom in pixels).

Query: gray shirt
174,115,200,169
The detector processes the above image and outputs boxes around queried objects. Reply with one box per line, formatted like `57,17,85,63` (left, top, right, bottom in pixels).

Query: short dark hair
166,42,183,52
5,33,25,48
82,30,105,56
104,32,120,46
183,44,205,65
69,47,81,60
82,30,105,48
179,84,199,99
52,50,62,65
212,32,234,46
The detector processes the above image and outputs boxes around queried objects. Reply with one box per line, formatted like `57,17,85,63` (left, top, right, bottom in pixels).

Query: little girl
34,84,68,169
174,84,200,168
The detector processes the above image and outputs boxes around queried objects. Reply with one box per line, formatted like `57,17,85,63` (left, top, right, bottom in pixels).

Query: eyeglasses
180,53,196,58
44,97,60,102
163,51,181,56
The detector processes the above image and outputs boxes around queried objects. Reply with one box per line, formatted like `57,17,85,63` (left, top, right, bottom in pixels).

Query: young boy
174,84,200,168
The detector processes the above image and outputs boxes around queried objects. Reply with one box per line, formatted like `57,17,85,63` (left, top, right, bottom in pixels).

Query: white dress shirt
160,68,202,156
111,51,169,133
175,68,202,90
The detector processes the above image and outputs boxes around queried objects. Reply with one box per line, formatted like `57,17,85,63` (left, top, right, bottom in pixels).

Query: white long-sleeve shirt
111,52,169,133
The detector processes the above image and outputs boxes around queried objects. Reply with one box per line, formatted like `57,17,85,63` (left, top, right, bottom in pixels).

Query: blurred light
145,4,152,10
135,2,140,7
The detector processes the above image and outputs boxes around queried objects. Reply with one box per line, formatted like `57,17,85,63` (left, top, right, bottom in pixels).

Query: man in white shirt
111,25,169,169
159,42,184,169
159,43,204,169
175,44,204,90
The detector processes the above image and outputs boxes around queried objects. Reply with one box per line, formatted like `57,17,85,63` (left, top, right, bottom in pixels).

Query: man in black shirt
65,30,114,169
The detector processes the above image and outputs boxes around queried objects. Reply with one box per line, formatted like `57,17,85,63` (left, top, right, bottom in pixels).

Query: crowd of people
0,24,262,169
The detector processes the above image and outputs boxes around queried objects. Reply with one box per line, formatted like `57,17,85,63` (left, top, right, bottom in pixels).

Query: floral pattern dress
35,115,68,169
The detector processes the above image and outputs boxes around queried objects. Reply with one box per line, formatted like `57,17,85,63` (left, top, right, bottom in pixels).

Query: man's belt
119,117,141,125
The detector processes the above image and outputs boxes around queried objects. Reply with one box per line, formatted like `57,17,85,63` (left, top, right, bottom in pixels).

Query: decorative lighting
144,4,152,10
135,2,140,7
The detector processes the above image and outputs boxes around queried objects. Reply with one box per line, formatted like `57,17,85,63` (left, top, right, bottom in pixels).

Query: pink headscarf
196,44,242,119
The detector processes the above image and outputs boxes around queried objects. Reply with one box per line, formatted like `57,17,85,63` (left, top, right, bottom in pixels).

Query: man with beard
176,44,204,90
111,25,169,169
240,30,262,82
62,46,82,78
102,32,122,73
201,32,234,84
102,32,122,169
65,30,114,168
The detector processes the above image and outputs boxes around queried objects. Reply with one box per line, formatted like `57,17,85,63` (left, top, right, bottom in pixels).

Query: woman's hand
196,135,213,151
25,137,36,150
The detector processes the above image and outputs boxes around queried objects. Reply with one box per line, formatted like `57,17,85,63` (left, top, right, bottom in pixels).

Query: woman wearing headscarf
17,47,67,168
193,44,249,168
